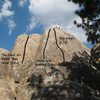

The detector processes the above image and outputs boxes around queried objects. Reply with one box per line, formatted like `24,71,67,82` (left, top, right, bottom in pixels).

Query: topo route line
22,35,29,64
53,28,65,62
43,29,51,59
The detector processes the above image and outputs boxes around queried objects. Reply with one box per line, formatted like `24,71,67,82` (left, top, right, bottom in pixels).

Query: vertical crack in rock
43,29,51,59
21,35,29,64
53,28,65,62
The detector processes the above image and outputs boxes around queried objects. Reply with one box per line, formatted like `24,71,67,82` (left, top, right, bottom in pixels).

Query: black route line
43,28,65,62
43,29,51,59
53,28,65,62
21,35,29,64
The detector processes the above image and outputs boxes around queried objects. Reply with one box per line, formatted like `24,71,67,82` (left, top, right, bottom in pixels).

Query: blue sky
0,0,93,51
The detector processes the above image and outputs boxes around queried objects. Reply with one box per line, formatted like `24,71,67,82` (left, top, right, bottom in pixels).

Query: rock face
12,28,89,64
0,28,91,100
0,49,15,100
12,34,41,64
0,80,15,100
0,48,9,79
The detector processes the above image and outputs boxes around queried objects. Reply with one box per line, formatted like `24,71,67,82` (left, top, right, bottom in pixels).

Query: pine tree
69,0,100,44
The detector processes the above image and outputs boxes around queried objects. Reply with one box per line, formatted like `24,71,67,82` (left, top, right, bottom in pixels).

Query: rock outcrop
0,49,15,100
12,34,41,64
13,28,90,100
0,27,92,100
0,48,9,79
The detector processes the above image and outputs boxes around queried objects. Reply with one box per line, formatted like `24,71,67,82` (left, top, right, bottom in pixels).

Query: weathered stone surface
12,33,42,85
0,49,16,100
0,48,9,79
0,28,91,100
0,80,15,100
14,28,90,100
12,33,41,64
36,28,90,62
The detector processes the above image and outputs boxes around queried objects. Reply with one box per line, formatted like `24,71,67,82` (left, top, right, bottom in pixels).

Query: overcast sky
0,0,92,50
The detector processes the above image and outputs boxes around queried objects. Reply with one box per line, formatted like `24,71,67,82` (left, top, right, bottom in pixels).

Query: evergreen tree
69,0,100,44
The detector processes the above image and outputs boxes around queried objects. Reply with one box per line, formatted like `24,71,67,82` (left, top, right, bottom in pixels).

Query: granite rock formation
0,28,93,100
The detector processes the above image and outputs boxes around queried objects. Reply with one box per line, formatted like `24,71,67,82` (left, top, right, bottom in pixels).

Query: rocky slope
0,27,91,100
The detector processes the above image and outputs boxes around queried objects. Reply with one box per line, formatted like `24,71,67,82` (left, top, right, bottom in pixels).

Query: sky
0,0,93,51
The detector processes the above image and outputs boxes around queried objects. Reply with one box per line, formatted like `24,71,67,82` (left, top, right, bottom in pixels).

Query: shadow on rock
27,51,100,100
59,51,100,99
